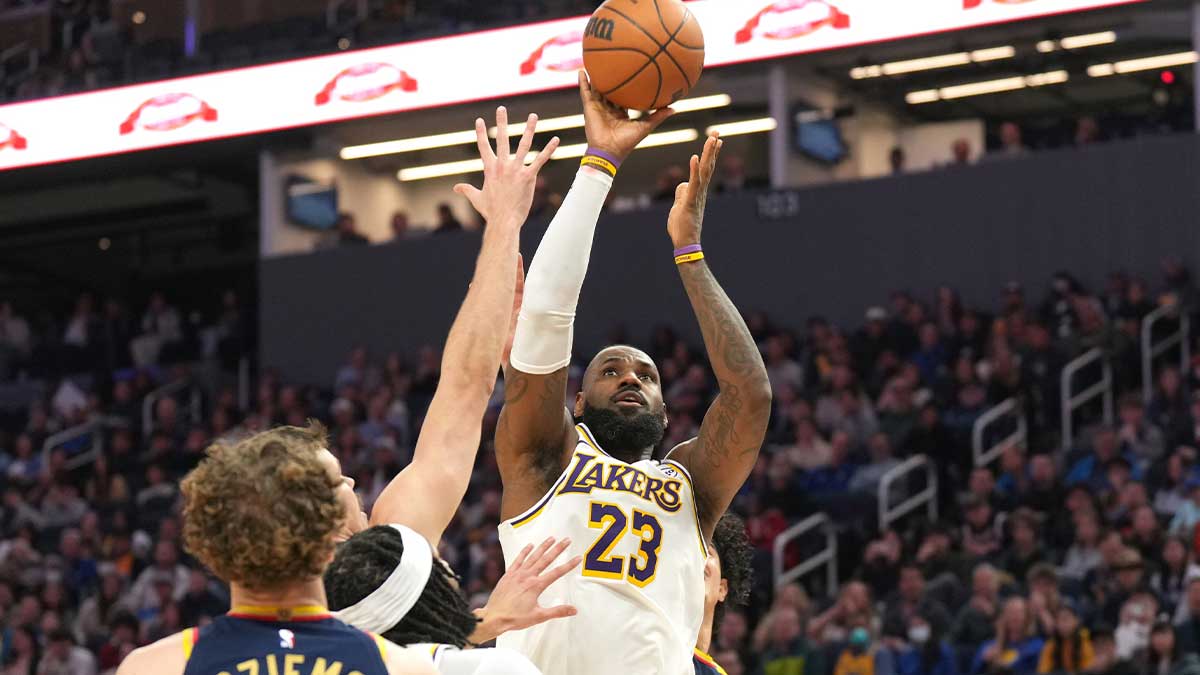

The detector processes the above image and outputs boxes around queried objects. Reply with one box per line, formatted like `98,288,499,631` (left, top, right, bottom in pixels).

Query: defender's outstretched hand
667,131,722,248
472,537,581,643
579,71,674,164
455,106,560,229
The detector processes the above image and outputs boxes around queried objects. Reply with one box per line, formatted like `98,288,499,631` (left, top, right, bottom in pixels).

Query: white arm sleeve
508,167,613,375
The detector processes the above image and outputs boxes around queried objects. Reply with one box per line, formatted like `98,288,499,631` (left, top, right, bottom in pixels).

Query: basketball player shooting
493,72,772,675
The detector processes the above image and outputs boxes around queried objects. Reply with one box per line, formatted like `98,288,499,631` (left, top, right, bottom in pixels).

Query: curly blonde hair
181,423,344,591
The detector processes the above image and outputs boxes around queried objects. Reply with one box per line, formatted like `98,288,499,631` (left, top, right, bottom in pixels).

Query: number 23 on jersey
582,501,663,587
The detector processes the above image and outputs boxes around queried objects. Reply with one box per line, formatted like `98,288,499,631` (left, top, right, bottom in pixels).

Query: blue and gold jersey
694,649,729,675
181,606,389,675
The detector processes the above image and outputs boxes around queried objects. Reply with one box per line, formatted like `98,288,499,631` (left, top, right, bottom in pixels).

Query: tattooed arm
666,134,773,539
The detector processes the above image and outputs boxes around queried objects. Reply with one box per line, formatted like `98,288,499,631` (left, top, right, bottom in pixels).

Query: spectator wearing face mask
890,614,958,675
1037,602,1093,674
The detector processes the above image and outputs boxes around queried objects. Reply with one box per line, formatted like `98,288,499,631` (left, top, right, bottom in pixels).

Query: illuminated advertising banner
0,0,1139,171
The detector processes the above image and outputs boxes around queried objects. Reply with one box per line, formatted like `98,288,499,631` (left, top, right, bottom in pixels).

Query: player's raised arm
370,107,561,546
666,134,773,539
495,72,673,518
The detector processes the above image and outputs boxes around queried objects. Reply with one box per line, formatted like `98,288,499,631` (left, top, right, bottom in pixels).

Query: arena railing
772,512,837,593
878,454,937,532
1141,303,1190,403
237,356,251,412
41,415,126,470
326,0,367,29
971,397,1026,469
1060,347,1113,451
142,377,203,439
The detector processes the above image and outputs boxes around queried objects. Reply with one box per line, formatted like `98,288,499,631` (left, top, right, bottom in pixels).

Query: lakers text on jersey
497,424,707,675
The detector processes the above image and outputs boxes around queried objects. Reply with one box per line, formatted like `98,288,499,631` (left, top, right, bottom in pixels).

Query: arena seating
3,260,1198,675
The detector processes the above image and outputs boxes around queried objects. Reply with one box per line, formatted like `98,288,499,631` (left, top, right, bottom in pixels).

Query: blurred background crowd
2,258,1199,675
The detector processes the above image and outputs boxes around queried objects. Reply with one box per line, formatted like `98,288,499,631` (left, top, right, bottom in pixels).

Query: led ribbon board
0,0,1139,171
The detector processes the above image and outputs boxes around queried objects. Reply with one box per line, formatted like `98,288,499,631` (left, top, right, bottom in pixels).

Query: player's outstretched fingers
473,118,494,163
523,536,559,574
453,183,483,212
528,538,571,576
640,106,675,131
509,543,535,571
529,136,560,172
495,106,510,159
538,603,578,621
537,554,583,591
515,113,537,160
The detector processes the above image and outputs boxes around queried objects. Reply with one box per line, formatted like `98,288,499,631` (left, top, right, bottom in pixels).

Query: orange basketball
582,0,705,112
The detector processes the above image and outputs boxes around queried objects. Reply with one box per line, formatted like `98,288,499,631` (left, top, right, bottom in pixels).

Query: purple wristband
585,147,623,168
674,244,703,257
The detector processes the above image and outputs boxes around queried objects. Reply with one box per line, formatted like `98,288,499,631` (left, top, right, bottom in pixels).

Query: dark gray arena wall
261,133,1200,386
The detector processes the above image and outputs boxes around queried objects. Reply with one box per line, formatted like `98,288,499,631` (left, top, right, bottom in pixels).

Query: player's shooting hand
579,70,673,164
475,537,581,642
666,132,721,248
454,107,560,230
502,255,525,369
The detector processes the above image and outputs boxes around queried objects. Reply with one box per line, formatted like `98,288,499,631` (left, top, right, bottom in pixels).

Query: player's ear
718,578,728,603
573,392,585,418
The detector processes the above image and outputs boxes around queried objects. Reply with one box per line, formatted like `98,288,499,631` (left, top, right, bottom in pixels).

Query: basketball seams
590,0,702,109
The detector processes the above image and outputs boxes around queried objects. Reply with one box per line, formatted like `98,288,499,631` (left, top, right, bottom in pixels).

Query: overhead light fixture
397,129,700,181
906,69,1068,104
706,118,778,137
347,94,728,160
1038,30,1117,53
340,130,477,160
1061,31,1117,50
851,45,1015,79
1089,50,1198,77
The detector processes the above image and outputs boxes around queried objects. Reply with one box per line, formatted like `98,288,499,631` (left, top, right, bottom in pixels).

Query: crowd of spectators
2,260,1200,675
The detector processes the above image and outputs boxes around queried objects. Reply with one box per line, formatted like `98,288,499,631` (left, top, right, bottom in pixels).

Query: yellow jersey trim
227,605,331,621
695,648,729,675
181,628,199,661
372,633,388,660
508,467,572,528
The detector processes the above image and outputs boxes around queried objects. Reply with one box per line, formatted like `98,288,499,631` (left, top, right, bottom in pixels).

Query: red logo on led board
314,62,419,105
520,31,584,75
736,0,850,44
119,93,218,135
0,123,27,151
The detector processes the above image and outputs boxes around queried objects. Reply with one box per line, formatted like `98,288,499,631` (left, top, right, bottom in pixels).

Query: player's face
703,543,727,609
577,346,666,420
317,449,368,540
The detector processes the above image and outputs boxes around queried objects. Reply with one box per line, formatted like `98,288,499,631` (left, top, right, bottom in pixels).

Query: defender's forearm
440,224,521,390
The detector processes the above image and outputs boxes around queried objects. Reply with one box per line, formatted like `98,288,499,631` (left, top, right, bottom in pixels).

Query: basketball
582,0,706,112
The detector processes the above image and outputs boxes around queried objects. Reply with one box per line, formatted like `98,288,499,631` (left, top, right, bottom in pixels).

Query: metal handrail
42,416,125,470
972,398,1026,468
326,0,368,28
142,378,202,438
1142,303,1190,402
1060,347,1113,451
773,512,837,592
879,454,937,531
237,356,250,412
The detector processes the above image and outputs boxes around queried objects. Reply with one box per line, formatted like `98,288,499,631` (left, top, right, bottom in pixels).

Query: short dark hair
711,514,753,642
325,525,479,648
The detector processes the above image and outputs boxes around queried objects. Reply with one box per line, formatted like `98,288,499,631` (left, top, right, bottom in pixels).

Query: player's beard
581,402,666,460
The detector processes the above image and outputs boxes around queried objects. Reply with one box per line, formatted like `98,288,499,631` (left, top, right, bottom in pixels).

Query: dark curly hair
181,423,343,591
324,525,479,647
711,513,753,641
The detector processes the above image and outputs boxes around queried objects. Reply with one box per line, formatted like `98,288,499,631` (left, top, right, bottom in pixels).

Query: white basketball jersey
497,424,707,675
